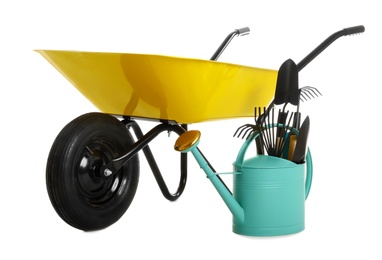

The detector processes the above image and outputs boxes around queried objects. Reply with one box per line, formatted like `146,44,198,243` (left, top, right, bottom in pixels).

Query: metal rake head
300,86,322,102
233,124,259,140
233,107,268,140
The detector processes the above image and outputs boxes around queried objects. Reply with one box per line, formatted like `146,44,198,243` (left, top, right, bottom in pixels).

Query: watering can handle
234,131,313,199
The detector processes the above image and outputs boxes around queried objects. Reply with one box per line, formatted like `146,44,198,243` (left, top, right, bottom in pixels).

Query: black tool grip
343,25,365,36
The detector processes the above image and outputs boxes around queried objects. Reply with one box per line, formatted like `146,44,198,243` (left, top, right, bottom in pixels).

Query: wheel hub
77,145,120,205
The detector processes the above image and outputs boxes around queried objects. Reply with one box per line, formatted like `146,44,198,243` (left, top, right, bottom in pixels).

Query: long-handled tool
267,25,364,112
235,25,364,155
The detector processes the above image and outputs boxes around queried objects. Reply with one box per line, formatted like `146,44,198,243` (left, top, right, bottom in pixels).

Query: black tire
46,112,139,231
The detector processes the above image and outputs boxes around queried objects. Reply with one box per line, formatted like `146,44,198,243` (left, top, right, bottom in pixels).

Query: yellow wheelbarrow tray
40,27,279,216
36,50,277,124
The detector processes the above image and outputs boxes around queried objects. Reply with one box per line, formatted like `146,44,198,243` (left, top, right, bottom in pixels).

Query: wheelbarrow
37,25,364,232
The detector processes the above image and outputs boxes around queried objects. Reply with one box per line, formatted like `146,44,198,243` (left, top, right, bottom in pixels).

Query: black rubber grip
343,25,365,36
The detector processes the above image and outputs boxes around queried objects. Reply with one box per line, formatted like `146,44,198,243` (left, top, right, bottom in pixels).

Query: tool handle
210,27,250,61
287,134,297,161
297,25,365,71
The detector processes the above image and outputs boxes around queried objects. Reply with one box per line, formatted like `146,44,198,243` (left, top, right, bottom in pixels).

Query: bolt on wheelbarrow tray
36,50,278,124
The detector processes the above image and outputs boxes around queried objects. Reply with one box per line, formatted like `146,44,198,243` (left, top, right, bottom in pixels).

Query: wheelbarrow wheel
46,112,139,231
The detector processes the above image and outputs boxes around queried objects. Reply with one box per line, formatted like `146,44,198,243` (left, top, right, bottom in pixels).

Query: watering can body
233,155,306,236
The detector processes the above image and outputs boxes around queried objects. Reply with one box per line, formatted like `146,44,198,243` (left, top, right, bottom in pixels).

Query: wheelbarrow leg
118,119,188,201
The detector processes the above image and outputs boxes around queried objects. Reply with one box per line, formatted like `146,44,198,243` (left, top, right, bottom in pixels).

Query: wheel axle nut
104,169,113,177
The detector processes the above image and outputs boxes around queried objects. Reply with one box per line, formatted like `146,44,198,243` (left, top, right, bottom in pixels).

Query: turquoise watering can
174,129,312,236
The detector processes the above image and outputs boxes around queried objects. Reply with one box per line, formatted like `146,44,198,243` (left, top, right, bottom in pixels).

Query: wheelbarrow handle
210,27,250,61
297,25,365,71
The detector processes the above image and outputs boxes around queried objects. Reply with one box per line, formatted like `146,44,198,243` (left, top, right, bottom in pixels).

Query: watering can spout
174,130,245,223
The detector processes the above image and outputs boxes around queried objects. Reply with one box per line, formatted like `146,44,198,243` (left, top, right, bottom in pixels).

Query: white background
1,0,381,259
